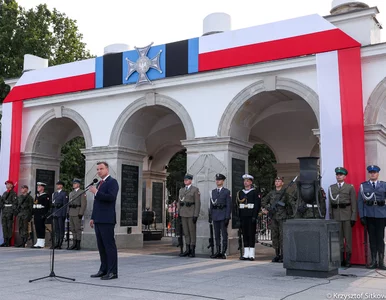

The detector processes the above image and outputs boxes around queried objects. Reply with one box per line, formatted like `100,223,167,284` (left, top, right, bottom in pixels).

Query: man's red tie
98,180,104,189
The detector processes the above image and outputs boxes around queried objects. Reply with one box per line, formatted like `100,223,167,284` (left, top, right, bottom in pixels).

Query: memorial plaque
142,181,146,211
36,169,55,196
231,158,245,229
152,182,163,223
120,165,139,227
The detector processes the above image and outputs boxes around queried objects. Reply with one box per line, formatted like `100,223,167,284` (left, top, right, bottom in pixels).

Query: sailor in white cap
31,182,51,248
236,174,261,261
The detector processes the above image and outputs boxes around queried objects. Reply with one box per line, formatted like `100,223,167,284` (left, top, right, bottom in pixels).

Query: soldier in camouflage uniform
15,185,34,247
0,180,18,247
262,177,294,263
328,167,357,268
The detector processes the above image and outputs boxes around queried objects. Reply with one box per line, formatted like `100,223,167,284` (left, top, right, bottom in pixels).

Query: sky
17,0,386,56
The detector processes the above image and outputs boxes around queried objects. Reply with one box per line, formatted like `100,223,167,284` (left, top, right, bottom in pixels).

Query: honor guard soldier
0,180,18,247
177,173,201,258
14,185,34,247
51,180,69,249
358,165,386,270
261,176,294,263
209,173,232,259
236,174,261,261
68,178,87,250
328,167,357,268
32,182,51,248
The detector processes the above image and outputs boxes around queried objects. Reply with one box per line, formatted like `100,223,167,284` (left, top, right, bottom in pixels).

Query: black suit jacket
91,176,119,224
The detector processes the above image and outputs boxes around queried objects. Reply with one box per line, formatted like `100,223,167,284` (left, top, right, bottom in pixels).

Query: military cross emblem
125,42,163,86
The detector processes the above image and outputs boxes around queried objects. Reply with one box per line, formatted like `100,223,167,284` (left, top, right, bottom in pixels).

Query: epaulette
360,181,367,185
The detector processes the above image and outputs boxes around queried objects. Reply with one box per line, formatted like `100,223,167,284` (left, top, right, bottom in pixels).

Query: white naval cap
36,182,47,186
242,174,254,180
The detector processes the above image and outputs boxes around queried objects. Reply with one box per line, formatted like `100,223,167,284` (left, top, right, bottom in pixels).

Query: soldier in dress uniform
68,178,87,250
328,167,357,268
32,182,51,248
51,180,68,249
358,165,386,270
14,185,34,248
209,173,232,259
177,173,201,258
236,174,261,261
0,180,18,247
261,176,294,263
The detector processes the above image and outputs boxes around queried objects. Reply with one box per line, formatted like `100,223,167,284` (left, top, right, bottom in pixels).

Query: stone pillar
181,137,253,255
365,124,386,179
81,146,146,250
142,171,167,231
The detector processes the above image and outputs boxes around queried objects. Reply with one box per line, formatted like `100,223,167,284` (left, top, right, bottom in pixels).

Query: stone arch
24,106,93,153
217,77,319,137
109,93,195,146
364,77,386,125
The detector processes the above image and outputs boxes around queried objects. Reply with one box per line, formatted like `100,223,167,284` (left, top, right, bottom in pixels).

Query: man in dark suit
89,161,119,280
51,180,69,249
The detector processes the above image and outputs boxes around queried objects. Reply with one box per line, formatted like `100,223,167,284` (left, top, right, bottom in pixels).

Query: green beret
335,167,348,175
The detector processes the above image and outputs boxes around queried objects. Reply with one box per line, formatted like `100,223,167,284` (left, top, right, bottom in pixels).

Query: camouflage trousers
271,218,284,251
17,216,30,239
2,213,14,239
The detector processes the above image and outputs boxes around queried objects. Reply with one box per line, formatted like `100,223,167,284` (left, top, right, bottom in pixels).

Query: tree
166,149,187,204
0,0,92,103
248,144,277,196
59,137,86,191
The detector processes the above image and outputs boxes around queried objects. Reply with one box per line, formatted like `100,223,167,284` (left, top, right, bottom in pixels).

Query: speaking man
89,162,119,280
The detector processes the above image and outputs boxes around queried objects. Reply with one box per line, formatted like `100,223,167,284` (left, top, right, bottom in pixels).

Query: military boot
211,246,220,258
378,252,386,270
220,245,227,259
76,240,81,250
278,249,283,263
179,244,190,257
57,239,64,250
367,251,378,269
345,252,352,268
272,248,280,262
15,238,26,248
189,245,196,257
340,252,345,267
0,241,6,247
69,240,77,250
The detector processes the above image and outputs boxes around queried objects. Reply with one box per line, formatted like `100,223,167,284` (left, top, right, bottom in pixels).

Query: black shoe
0,243,6,247
211,246,221,259
340,252,345,267
189,245,196,257
345,253,352,268
278,255,283,263
68,241,77,250
367,252,378,269
272,248,280,262
220,246,227,259
90,271,107,278
76,240,81,250
101,273,118,280
179,244,190,257
378,253,386,270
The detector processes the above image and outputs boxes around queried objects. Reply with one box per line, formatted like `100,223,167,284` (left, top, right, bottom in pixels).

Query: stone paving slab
1,246,386,300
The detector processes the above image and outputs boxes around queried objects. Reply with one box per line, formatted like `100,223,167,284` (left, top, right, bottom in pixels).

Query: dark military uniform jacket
51,190,68,218
178,185,201,218
328,182,357,221
358,181,386,219
68,188,87,217
209,187,232,222
261,189,293,220
236,188,261,219
0,190,18,217
16,193,34,220
33,192,51,218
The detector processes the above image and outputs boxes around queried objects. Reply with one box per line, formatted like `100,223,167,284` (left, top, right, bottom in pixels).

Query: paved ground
1,240,386,300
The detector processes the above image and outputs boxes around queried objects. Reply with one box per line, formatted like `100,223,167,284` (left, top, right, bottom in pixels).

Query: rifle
176,216,183,254
267,176,298,219
15,191,31,215
207,209,214,256
237,220,243,258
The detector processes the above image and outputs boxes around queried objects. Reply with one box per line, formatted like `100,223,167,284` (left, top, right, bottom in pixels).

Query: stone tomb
283,219,340,278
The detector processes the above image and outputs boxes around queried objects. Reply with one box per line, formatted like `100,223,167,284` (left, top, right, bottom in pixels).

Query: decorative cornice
364,124,386,146
81,146,147,161
142,170,167,181
181,136,253,155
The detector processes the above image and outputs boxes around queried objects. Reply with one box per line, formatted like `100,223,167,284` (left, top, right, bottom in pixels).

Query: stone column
181,137,253,255
81,146,146,250
142,171,167,231
365,124,386,178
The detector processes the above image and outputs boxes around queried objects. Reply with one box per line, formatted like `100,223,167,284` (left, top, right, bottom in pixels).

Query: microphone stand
29,186,92,283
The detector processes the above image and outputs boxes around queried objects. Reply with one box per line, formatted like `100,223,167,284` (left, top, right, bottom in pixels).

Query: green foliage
0,0,93,103
59,137,85,192
166,149,187,204
248,144,277,196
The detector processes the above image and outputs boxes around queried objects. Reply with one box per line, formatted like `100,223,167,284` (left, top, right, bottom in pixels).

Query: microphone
85,178,98,189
